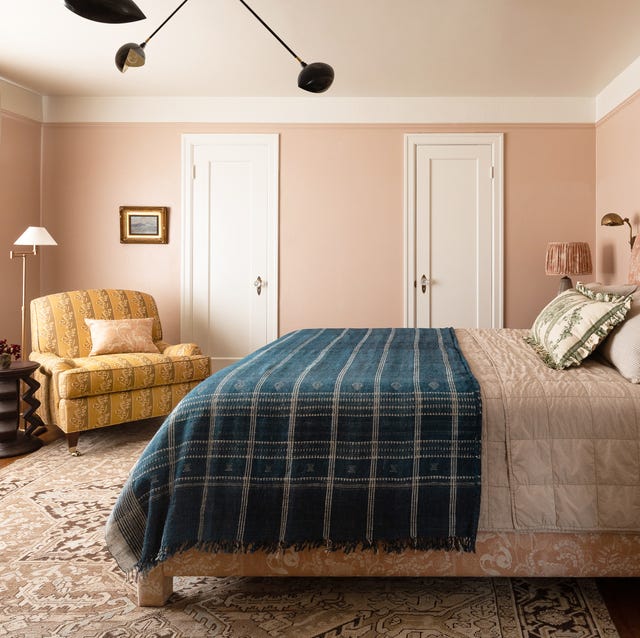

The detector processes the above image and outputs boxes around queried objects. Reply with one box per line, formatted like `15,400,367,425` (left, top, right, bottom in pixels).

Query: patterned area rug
0,421,620,638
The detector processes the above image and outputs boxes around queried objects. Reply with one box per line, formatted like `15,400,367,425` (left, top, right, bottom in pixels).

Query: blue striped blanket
106,328,483,574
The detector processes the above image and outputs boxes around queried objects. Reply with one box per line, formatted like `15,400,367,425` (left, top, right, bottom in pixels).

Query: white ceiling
1,0,640,99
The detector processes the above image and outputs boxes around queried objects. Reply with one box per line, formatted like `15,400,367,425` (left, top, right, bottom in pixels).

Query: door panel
183,134,279,372
405,134,503,329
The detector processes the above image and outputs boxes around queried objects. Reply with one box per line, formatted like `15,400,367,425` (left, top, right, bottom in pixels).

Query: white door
181,134,279,372
405,134,503,328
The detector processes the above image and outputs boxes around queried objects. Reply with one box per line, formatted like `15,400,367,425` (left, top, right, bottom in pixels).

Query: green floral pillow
525,283,632,369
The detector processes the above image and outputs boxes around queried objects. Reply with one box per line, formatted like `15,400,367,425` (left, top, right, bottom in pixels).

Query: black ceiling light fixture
64,0,145,23
236,0,334,93
115,0,189,72
113,0,334,93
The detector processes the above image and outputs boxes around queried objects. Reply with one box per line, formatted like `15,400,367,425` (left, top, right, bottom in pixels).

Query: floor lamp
10,226,58,359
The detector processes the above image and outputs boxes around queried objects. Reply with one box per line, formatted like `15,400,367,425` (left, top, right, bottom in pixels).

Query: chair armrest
29,352,77,374
161,343,203,357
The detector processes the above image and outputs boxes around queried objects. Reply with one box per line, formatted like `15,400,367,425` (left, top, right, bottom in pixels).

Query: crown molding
0,77,42,122
38,95,596,124
3,53,640,125
596,54,640,122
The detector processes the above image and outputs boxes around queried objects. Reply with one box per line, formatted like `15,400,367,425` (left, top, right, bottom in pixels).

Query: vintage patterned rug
0,421,619,638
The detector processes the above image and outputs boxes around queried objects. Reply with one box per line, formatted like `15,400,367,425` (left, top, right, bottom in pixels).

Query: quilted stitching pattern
458,328,640,532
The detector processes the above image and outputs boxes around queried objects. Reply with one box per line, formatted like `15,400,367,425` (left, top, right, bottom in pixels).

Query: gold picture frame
119,206,168,244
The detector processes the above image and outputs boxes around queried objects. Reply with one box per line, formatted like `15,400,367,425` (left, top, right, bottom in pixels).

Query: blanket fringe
131,535,476,579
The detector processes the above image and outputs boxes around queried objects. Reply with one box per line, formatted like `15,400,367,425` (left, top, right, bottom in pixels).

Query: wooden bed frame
137,531,640,606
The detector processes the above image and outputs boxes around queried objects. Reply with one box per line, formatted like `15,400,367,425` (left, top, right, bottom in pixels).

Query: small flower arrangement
0,340,21,360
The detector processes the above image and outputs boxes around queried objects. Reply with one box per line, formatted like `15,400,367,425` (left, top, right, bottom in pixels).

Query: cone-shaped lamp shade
13,226,57,247
64,0,146,23
115,42,146,72
297,61,334,93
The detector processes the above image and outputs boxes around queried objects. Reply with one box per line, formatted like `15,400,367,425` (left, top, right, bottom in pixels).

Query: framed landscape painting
120,206,168,244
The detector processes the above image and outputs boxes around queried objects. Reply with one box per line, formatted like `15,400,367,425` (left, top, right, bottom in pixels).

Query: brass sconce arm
9,245,38,260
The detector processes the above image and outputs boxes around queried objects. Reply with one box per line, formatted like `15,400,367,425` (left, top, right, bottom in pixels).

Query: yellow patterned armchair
30,289,210,455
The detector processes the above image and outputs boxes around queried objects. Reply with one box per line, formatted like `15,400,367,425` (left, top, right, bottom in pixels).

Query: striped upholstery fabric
30,289,210,452
55,353,204,399
31,289,164,358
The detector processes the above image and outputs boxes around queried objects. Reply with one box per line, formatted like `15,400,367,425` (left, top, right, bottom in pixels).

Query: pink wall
0,112,42,349
596,92,640,283
280,126,402,331
41,124,184,342
282,124,596,331
503,125,596,322
39,122,596,342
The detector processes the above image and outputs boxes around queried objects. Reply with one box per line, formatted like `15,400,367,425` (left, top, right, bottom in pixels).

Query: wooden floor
2,428,640,637
597,578,640,638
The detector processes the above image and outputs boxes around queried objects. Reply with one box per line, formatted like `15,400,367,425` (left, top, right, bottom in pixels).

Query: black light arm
145,0,190,43
237,0,302,64
237,0,334,93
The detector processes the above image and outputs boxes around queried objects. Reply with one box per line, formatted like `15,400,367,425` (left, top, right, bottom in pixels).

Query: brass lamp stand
9,227,58,444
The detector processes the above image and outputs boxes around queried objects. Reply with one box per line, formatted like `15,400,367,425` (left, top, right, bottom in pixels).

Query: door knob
253,276,263,296
420,274,431,294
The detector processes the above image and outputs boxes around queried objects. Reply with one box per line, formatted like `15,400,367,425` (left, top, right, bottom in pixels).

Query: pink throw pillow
85,318,159,356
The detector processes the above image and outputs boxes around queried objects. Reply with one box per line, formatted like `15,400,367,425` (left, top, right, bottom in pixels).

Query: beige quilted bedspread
457,328,640,533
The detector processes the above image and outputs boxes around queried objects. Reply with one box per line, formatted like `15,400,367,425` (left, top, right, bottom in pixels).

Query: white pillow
85,318,159,356
586,284,640,383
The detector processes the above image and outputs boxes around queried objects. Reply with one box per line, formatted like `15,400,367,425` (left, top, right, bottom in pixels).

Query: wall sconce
545,241,592,294
601,213,636,249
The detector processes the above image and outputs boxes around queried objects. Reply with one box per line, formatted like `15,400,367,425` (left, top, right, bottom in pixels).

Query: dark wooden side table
0,361,46,458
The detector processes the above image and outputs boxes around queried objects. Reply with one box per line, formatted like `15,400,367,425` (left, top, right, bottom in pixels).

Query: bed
105,286,640,606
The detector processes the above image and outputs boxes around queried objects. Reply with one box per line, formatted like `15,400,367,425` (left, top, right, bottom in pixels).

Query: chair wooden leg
66,432,80,456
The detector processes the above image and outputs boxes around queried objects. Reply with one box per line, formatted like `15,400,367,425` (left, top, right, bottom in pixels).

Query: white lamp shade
14,226,57,247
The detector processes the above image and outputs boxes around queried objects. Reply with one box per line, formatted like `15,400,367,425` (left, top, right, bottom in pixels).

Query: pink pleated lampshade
545,242,592,294
545,242,592,276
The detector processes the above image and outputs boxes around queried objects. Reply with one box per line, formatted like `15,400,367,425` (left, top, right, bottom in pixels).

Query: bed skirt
137,531,640,606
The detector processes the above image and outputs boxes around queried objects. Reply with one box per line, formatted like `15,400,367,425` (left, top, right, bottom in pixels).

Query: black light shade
297,61,334,93
115,42,146,72
64,0,146,23
115,0,189,72
237,0,334,94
